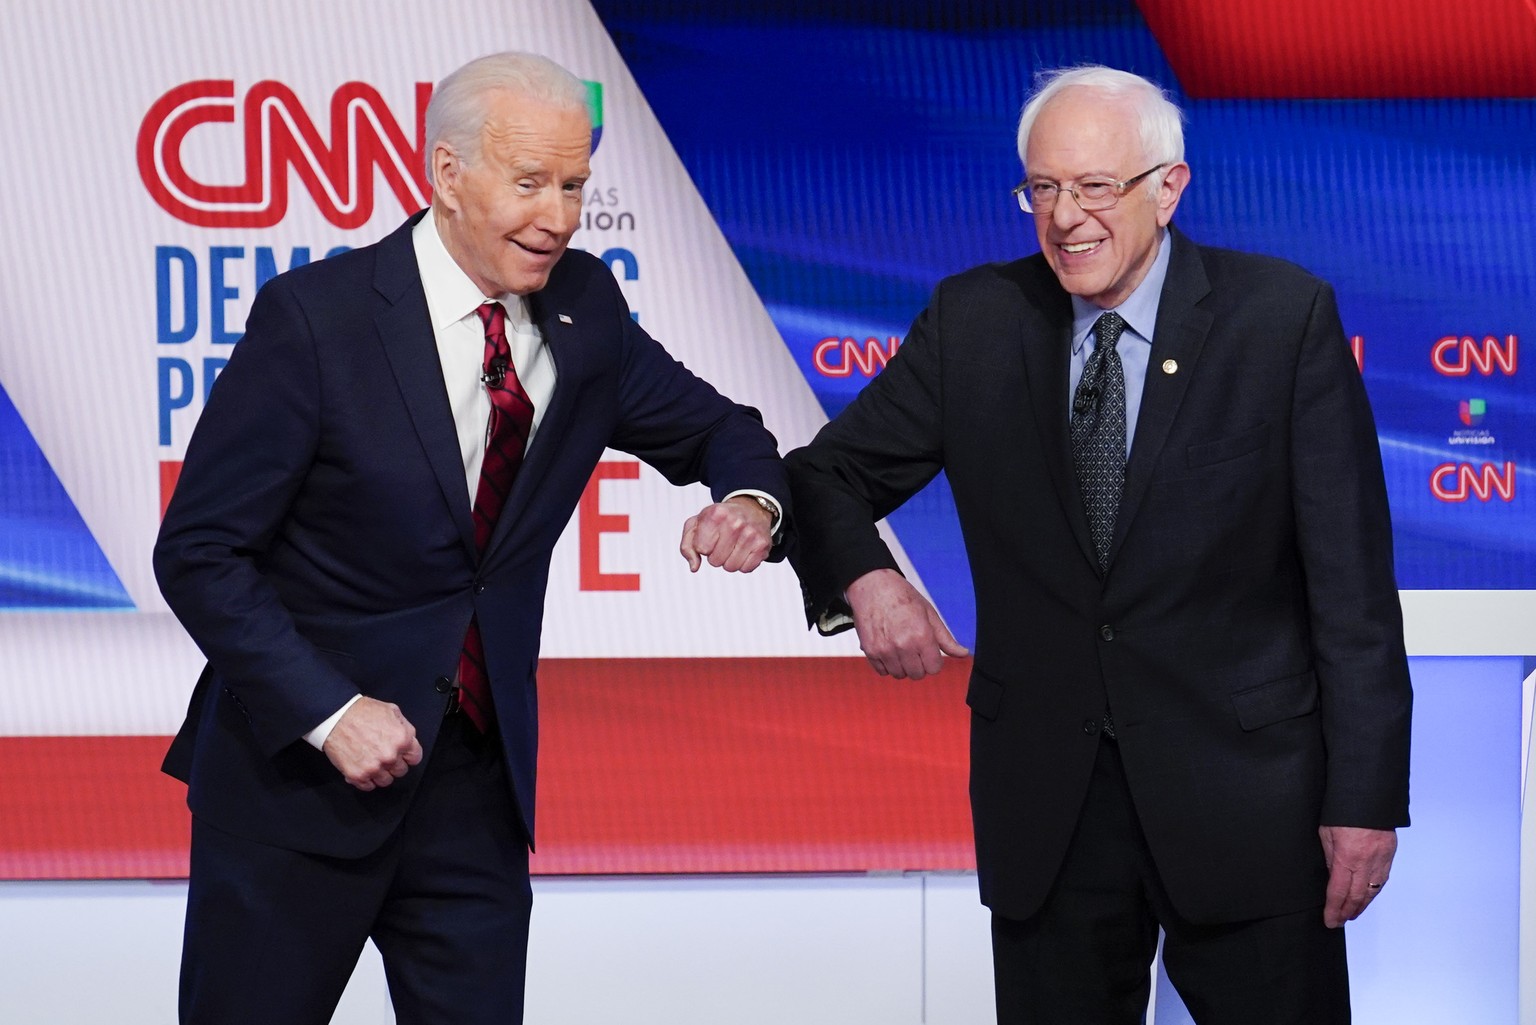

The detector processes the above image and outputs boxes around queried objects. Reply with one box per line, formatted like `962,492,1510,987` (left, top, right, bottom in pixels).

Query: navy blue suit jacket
156,212,788,857
787,229,1411,924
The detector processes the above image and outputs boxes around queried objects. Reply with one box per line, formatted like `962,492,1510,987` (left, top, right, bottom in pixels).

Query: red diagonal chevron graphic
1137,0,1536,98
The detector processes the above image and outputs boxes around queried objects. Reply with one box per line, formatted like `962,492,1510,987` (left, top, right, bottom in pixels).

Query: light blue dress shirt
1067,229,1173,456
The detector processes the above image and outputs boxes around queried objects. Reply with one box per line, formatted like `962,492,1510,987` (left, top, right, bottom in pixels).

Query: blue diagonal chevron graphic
0,379,133,609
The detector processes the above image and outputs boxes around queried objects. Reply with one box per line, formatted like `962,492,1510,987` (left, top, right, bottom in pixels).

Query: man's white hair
1015,65,1185,180
424,51,590,182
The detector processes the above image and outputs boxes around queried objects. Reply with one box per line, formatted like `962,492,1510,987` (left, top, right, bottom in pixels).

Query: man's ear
431,144,462,211
1156,162,1190,227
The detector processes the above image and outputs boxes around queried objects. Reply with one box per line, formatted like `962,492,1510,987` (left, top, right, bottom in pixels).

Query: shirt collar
1070,227,1173,353
412,212,532,332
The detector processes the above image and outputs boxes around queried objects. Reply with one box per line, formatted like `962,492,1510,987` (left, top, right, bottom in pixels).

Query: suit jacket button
434,676,453,694
1099,625,1115,641
1082,719,1100,735
474,581,487,595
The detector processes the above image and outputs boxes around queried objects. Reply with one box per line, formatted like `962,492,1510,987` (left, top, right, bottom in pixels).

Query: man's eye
1077,181,1115,199
1029,183,1058,200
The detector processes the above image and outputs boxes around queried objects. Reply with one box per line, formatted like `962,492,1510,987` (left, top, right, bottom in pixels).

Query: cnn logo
137,80,432,229
1430,462,1516,502
813,336,902,378
1431,335,1518,377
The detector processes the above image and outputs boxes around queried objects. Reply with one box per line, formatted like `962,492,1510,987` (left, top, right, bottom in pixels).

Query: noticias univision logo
1449,399,1495,447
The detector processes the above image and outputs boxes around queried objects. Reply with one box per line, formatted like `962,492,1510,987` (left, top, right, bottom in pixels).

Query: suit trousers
990,738,1349,1025
179,712,533,1025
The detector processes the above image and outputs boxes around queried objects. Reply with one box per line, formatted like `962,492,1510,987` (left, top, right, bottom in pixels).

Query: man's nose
534,187,577,233
1052,189,1089,230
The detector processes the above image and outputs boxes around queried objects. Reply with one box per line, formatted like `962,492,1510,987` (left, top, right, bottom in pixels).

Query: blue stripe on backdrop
593,1,1536,645
0,381,133,609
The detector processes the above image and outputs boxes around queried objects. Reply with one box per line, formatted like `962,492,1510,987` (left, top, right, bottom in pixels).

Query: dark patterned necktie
1071,311,1127,572
456,301,535,732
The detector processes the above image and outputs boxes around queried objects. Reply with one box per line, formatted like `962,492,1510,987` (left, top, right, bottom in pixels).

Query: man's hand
680,495,774,573
846,568,969,679
322,697,423,791
1319,824,1397,928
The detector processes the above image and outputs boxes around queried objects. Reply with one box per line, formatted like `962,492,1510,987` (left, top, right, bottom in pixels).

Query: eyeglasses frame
1012,163,1169,215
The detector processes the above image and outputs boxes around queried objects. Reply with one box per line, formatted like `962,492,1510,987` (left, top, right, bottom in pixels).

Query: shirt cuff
304,694,363,750
816,608,856,635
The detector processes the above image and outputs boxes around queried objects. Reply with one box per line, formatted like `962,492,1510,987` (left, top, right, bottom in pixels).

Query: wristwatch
741,493,783,545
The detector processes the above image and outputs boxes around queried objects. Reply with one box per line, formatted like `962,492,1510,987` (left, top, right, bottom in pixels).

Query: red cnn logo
813,336,902,377
1431,335,1518,376
1430,462,1516,502
137,80,430,228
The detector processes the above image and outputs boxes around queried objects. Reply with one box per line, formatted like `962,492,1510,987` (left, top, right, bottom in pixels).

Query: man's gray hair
1015,65,1185,176
424,51,590,182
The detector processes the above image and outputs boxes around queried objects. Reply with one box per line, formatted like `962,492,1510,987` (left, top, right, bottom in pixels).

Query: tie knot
1094,311,1127,350
476,301,506,338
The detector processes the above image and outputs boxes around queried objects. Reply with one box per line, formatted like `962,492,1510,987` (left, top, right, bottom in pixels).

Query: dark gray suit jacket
787,228,1411,924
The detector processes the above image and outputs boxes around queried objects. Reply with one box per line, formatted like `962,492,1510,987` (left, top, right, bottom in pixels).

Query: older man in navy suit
156,51,786,1025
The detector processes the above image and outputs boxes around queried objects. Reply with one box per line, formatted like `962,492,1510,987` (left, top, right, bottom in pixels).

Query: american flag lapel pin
558,314,573,325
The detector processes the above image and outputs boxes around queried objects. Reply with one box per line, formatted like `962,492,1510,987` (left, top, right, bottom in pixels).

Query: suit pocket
966,669,1005,722
1231,670,1318,731
1186,423,1270,469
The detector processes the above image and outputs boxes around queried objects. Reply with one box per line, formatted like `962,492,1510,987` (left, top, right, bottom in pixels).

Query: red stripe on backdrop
1136,0,1536,98
0,735,191,879
0,658,975,880
158,461,182,518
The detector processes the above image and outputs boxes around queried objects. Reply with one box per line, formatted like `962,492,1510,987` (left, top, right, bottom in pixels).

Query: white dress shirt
411,213,558,501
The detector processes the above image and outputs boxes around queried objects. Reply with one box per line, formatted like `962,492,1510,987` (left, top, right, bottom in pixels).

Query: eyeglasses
1012,164,1167,214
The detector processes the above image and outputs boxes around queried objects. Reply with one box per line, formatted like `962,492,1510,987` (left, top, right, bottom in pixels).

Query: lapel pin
1162,359,1179,374
557,314,573,325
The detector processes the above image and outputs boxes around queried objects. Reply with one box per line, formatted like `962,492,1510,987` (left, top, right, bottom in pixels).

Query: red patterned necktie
456,301,535,732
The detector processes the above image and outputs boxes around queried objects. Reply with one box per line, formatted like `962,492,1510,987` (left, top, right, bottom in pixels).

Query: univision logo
1448,398,1495,447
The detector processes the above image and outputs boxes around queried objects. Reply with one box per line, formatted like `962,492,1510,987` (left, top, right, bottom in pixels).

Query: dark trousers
991,739,1349,1025
179,712,533,1025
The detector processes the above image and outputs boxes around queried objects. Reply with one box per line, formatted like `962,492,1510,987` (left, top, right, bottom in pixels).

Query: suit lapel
371,214,478,560
1016,263,1099,571
1109,230,1213,564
